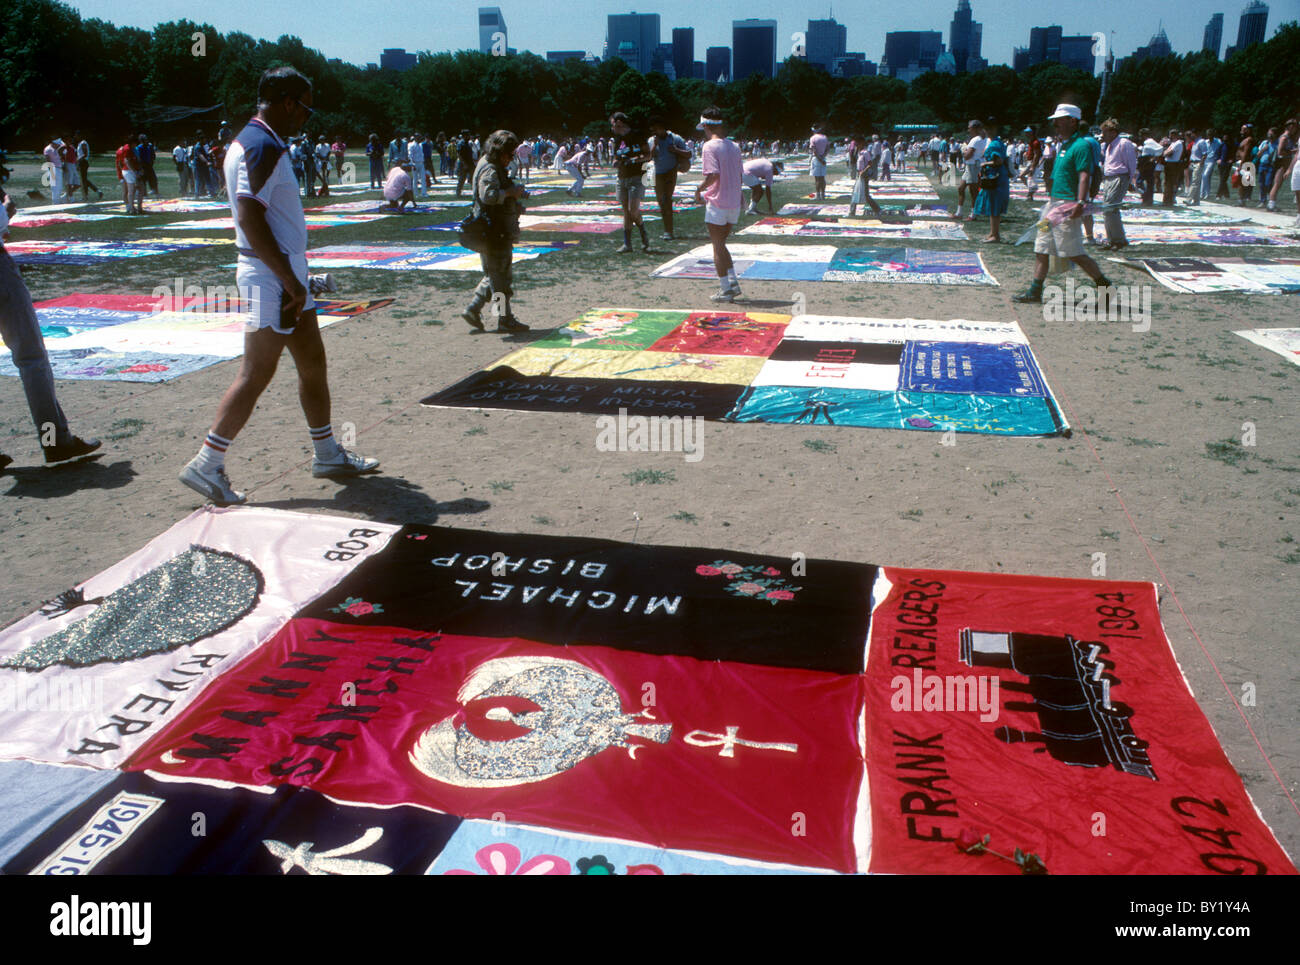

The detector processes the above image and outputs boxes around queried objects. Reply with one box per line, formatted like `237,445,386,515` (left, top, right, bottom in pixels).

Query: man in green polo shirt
1014,104,1113,304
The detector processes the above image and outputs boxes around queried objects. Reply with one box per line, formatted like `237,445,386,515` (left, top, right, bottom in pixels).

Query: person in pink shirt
383,162,414,211
564,147,592,196
693,106,744,302
743,158,784,214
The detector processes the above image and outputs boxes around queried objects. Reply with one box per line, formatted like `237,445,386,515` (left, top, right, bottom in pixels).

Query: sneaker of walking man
180,66,378,506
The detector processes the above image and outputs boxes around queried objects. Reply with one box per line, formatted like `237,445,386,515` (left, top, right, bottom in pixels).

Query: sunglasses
296,99,315,117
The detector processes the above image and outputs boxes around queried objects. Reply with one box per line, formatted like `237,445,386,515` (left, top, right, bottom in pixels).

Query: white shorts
121,170,138,185
236,253,315,335
742,173,769,188
961,162,980,184
1292,161,1300,191
704,203,740,226
810,159,828,177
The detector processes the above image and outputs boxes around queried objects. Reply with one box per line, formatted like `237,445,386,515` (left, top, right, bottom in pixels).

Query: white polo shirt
225,117,308,259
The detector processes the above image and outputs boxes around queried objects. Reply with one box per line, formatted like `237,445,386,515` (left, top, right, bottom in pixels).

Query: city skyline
66,0,1282,73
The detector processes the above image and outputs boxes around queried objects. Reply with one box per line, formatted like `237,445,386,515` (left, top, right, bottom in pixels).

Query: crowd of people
8,64,1300,492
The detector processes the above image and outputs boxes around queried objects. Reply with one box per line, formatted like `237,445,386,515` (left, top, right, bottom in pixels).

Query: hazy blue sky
68,0,1291,69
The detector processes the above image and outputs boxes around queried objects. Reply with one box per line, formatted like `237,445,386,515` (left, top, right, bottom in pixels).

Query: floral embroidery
575,855,616,875
444,843,571,876
696,561,801,605
330,596,384,617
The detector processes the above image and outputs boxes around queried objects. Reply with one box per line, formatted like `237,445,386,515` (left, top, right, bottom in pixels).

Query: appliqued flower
697,561,802,605
445,842,571,876
576,855,616,875
330,597,383,617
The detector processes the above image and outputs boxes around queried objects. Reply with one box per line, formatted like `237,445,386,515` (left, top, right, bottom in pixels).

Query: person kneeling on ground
743,158,783,214
383,162,416,212
462,130,529,334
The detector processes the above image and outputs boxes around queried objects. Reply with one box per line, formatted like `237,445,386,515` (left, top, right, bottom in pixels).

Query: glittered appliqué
694,561,801,604
3,547,264,672
410,656,671,789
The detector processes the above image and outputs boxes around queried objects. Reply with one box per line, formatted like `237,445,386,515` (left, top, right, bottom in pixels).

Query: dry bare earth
1,153,1296,870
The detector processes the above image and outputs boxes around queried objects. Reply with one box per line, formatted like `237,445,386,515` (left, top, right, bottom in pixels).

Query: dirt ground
1,152,1296,870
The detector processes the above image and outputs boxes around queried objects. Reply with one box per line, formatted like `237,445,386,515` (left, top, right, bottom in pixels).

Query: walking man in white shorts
179,67,378,505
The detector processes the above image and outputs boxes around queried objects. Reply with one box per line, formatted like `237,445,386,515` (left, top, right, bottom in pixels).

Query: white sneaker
312,447,381,478
710,289,735,302
746,205,758,215
179,459,246,505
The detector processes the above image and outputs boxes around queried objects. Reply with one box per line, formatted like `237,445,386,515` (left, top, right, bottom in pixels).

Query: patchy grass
670,510,698,523
1205,440,1246,467
803,439,837,454
487,480,514,492
900,508,924,521
1156,384,1183,392
105,418,147,441
463,426,486,436
1099,529,1120,541
1127,437,1166,447
625,468,675,485
531,515,553,526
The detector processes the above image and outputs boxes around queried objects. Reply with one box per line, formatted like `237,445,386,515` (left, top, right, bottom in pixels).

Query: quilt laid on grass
653,244,998,286
141,214,390,231
738,216,966,240
1234,328,1300,365
305,241,577,271
422,308,1065,436
779,203,954,219
1097,224,1300,247
3,239,226,266
0,506,1291,874
0,293,391,382
419,215,660,235
1118,256,1300,294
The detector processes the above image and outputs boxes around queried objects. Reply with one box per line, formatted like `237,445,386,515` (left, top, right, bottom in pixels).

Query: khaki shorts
1033,203,1085,258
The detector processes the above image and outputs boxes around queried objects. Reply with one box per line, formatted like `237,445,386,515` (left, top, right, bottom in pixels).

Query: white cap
1048,103,1082,121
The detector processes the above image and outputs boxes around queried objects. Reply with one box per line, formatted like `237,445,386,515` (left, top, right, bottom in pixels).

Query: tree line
1,0,1296,150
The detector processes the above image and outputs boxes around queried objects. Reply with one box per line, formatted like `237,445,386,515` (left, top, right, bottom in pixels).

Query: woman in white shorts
694,106,745,302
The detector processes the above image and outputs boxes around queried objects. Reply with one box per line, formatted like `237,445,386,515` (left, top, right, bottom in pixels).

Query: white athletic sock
310,424,342,460
195,431,231,472
726,269,738,290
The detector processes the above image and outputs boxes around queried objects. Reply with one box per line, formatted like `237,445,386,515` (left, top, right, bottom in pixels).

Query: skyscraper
706,46,731,83
380,48,417,71
672,28,694,83
1203,12,1224,57
949,0,984,73
1027,26,1062,66
1235,1,1269,48
882,31,945,79
732,19,777,80
806,18,847,72
478,7,506,55
607,12,661,73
